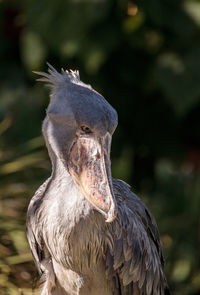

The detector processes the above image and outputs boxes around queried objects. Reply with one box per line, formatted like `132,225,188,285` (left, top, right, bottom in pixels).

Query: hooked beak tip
105,206,118,223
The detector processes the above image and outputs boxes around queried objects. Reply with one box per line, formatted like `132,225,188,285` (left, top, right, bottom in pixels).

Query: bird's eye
80,125,92,134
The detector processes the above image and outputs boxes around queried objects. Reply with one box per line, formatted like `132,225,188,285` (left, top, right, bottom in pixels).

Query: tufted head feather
34,63,83,89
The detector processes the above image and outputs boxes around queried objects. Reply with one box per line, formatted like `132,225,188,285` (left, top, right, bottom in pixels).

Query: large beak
67,133,117,222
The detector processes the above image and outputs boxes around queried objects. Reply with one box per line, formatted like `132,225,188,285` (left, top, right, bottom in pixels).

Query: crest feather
33,63,80,88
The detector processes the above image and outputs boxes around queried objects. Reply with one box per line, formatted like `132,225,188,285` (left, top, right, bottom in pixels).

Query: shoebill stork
27,64,170,295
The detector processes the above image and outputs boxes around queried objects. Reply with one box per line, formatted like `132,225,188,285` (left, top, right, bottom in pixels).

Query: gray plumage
27,64,170,295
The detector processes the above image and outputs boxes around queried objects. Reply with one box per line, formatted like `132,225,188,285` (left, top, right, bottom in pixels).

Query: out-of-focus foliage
0,0,200,294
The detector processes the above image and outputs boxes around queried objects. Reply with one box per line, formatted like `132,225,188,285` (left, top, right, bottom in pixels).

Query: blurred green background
0,0,200,294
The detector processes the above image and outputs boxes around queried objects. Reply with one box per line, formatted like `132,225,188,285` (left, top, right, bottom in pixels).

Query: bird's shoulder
106,178,169,295
27,177,51,215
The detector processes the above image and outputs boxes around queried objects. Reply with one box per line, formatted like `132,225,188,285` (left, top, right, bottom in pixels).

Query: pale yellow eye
80,125,92,134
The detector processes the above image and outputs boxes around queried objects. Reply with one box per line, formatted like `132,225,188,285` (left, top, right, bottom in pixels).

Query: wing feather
106,178,170,295
26,220,44,275
26,181,49,274
26,178,52,275
26,179,59,294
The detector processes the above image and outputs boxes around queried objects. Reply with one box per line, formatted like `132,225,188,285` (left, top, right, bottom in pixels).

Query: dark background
0,0,200,294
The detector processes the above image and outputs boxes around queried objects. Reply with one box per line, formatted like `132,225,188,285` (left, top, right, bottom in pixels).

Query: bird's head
36,64,118,222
